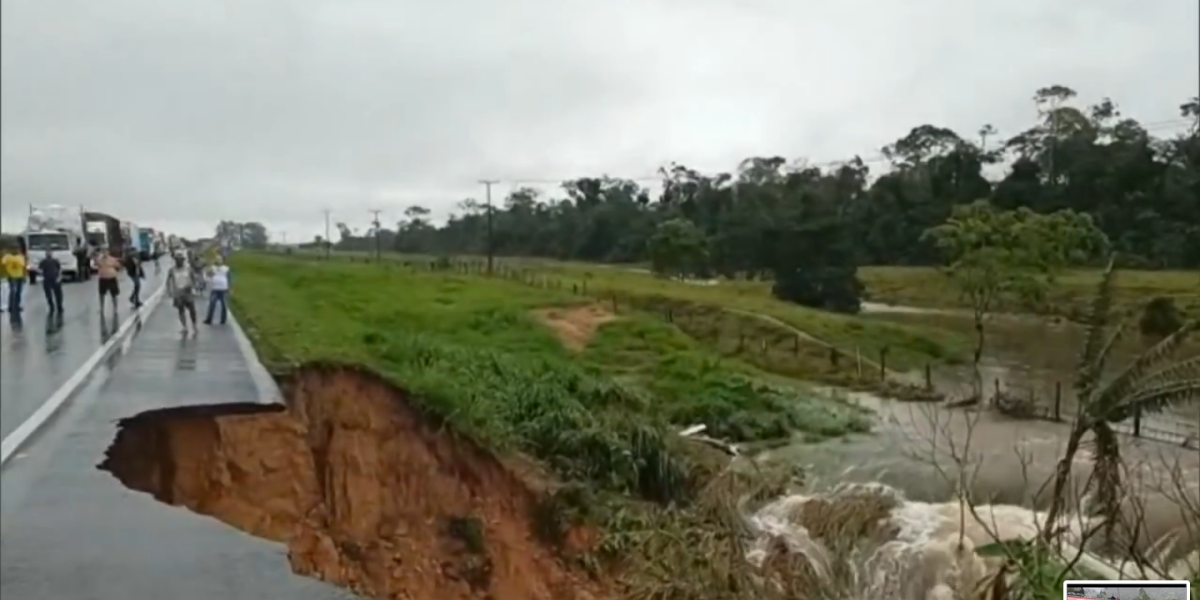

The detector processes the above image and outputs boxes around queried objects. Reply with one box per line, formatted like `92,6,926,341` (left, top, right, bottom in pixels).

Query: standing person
2,247,27,314
124,248,144,308
95,249,122,313
0,250,8,312
204,256,231,325
189,250,206,293
167,252,198,334
38,250,65,313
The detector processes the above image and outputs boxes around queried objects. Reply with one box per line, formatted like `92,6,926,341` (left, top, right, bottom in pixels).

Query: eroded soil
532,305,616,352
98,364,609,600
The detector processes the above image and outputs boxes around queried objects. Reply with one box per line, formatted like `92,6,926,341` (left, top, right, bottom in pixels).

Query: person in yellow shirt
2,247,27,313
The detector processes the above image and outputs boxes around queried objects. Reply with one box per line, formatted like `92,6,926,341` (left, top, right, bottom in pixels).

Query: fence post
1133,406,1142,437
1054,382,1062,421
878,348,888,381
924,364,932,391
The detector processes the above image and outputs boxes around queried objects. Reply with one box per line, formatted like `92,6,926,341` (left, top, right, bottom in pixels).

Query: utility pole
368,209,382,261
322,209,332,259
479,179,498,274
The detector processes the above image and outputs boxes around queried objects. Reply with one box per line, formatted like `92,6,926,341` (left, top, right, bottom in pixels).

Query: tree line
214,220,270,250
321,86,1199,309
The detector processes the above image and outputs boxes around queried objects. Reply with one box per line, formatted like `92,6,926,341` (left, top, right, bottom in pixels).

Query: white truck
22,205,87,282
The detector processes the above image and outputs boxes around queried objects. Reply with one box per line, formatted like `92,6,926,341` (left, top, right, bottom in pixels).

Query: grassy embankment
229,252,868,488
285,250,972,400
230,252,883,594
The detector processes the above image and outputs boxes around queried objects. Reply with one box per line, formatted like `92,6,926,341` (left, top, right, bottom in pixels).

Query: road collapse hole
97,363,608,600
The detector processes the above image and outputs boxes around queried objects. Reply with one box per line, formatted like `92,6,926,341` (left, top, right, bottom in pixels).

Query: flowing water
860,303,1200,445
750,388,1200,598
624,272,1200,593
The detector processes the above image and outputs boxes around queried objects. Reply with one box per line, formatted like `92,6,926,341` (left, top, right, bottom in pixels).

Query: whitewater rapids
742,482,1199,600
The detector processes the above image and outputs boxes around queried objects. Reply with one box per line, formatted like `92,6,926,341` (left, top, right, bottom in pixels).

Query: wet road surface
0,273,163,440
0,302,354,599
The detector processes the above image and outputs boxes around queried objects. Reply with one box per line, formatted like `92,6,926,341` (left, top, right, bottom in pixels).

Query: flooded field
861,303,1200,445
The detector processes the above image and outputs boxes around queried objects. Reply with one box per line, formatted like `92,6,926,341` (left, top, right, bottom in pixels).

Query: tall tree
922,201,1108,394
313,84,1198,295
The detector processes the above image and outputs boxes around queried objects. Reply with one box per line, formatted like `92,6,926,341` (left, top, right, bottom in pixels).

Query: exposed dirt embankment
533,304,616,351
98,364,607,600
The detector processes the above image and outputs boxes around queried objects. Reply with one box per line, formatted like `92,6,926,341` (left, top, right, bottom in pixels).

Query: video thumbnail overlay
1065,581,1190,600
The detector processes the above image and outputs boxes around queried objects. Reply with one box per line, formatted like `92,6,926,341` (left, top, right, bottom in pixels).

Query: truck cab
24,230,82,281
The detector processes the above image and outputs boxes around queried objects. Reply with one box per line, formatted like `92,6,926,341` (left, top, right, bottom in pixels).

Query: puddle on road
98,364,608,600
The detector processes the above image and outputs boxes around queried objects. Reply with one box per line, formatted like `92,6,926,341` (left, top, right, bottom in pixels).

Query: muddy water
778,389,1200,501
769,388,1200,561
860,303,1200,444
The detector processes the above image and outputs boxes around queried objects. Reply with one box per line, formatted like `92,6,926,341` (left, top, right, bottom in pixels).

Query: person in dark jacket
38,250,64,313
123,248,144,308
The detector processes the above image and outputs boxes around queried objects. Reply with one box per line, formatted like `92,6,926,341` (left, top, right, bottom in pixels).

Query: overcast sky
2,0,1196,241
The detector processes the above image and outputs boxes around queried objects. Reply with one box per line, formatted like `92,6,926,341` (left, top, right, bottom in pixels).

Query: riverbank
231,252,1198,598
228,252,887,597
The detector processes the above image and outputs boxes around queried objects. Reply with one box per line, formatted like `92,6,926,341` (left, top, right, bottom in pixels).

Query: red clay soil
98,364,612,600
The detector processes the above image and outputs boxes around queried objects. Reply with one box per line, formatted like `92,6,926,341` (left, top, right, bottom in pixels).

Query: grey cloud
2,0,1196,239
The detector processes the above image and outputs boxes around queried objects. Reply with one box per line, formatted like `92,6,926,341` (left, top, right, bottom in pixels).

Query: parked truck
122,221,150,260
81,211,126,272
141,228,168,258
22,205,88,283
138,228,154,259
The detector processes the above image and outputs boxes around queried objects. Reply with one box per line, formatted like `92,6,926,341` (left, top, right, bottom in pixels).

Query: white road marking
0,282,167,467
228,309,282,405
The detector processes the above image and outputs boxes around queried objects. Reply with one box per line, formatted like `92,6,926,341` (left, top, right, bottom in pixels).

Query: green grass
530,260,969,370
579,318,869,441
287,248,972,372
230,252,869,504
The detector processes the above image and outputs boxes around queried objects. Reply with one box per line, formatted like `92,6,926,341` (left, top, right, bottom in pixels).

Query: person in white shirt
203,256,231,325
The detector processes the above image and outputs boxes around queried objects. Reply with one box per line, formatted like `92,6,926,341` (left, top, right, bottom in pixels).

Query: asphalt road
0,271,163,440
0,300,353,599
